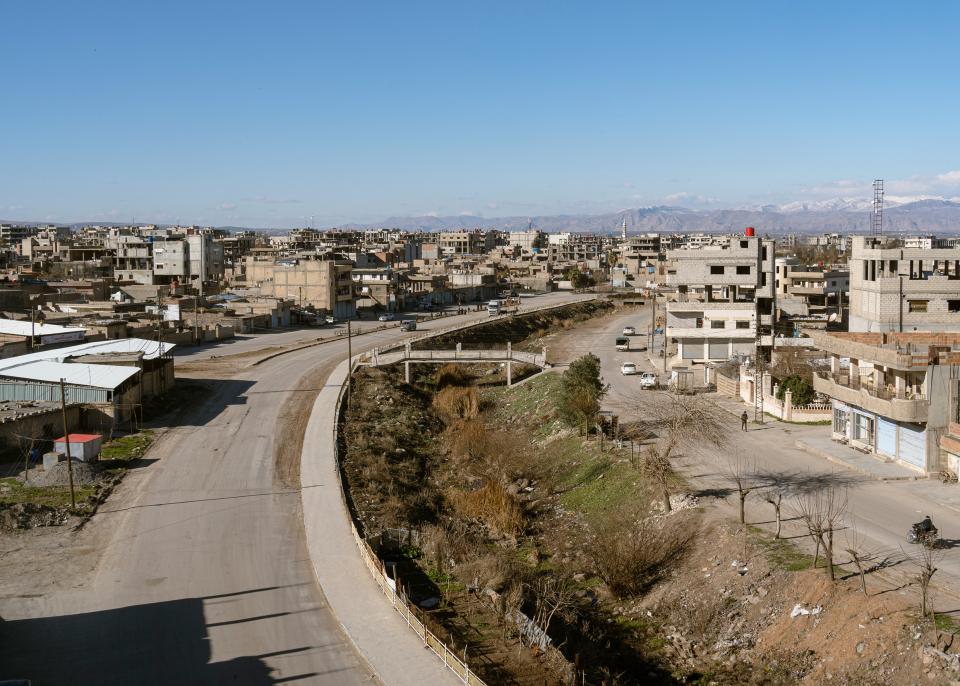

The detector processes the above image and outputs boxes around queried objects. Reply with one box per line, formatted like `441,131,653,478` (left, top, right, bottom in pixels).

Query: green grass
100,430,155,462
0,477,96,509
935,613,960,634
748,525,816,572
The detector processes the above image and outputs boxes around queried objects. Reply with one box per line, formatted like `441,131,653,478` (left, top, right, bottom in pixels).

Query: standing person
741,411,748,432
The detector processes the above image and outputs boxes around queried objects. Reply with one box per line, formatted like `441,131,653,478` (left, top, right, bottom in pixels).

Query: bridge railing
363,348,546,368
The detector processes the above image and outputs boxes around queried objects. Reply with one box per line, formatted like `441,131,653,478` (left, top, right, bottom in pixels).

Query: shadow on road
0,587,326,686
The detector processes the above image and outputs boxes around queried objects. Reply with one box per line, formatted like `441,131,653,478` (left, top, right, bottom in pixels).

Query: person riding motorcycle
908,515,939,545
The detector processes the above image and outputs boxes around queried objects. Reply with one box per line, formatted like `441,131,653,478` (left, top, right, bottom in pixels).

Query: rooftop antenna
872,179,884,236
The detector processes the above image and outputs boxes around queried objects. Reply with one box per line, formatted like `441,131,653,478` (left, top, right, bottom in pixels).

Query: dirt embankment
411,299,613,352
341,366,960,686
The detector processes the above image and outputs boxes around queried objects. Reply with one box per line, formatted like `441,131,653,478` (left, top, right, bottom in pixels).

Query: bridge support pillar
404,360,411,384
507,361,513,387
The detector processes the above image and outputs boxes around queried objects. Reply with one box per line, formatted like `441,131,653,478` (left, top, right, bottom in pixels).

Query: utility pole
30,307,36,351
193,295,199,343
58,378,76,509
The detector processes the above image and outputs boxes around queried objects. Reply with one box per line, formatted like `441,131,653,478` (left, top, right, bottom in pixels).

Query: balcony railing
815,371,926,401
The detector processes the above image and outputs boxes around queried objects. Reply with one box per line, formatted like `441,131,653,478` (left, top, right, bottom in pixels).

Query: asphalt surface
0,292,584,686
587,306,960,595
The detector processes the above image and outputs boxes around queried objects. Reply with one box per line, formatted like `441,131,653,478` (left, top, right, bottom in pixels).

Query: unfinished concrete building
849,235,960,332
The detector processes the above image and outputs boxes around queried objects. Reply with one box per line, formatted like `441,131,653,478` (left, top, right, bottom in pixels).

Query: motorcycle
907,521,939,547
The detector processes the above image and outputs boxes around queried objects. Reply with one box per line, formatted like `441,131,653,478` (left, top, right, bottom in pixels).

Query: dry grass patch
448,481,526,537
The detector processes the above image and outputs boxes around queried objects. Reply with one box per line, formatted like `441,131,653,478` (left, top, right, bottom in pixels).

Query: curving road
0,292,584,685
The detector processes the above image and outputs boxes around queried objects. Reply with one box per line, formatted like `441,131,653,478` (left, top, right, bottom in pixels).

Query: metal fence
332,359,489,686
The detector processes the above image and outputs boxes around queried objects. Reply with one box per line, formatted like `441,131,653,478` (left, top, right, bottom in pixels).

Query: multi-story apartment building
774,257,849,316
621,233,662,276
849,235,960,332
508,229,547,254
811,330,960,473
245,255,355,318
436,230,492,255
665,234,775,363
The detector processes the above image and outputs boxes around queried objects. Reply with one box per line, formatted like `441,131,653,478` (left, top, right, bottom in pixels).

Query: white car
621,362,638,375
378,313,395,322
639,372,658,389
622,326,636,336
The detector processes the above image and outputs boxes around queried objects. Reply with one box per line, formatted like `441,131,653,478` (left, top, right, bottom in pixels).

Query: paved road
580,306,960,593
0,292,585,685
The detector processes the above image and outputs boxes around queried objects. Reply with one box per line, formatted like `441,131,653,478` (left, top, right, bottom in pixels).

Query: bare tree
843,520,878,596
726,454,757,525
907,543,942,618
763,488,784,539
794,485,847,579
639,390,728,512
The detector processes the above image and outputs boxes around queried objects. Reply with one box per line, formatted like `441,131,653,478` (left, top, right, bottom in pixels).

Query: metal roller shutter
876,417,897,457
682,342,701,359
708,339,729,360
897,423,926,469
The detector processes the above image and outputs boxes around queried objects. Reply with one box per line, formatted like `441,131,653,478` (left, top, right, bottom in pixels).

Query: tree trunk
825,537,835,581
774,503,782,539
738,491,746,524
854,559,867,596
662,483,672,512
812,536,821,568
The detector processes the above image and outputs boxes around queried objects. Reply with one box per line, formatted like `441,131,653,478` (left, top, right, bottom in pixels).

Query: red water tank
745,226,755,237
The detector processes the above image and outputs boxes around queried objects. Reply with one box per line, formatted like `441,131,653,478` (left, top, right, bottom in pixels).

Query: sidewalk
793,433,921,481
300,359,459,686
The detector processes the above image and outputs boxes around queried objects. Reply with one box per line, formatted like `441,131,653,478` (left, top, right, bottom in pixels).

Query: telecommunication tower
871,179,884,236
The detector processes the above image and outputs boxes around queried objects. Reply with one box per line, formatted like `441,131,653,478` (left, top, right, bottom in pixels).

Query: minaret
621,216,628,241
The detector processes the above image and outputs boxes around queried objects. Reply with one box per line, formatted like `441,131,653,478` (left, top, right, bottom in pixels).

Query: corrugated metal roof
0,360,138,389
0,320,86,337
0,337,175,390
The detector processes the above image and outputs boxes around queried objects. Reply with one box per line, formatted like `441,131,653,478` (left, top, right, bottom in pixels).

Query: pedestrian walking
741,411,748,431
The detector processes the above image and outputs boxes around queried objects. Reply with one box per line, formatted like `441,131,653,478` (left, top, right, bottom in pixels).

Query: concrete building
621,234,662,277
251,257,355,319
775,257,849,317
508,230,547,254
437,230,496,256
665,234,775,363
849,235,960,332
811,330,960,474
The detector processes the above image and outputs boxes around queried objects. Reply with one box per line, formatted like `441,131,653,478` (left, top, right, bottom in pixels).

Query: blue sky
2,1,959,227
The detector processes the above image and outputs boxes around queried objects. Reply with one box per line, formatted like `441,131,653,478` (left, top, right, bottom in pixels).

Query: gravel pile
26,460,99,487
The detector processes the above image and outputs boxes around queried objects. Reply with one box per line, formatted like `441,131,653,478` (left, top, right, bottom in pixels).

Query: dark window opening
736,321,750,329
736,265,750,275
949,300,960,313
710,265,724,275
711,320,725,329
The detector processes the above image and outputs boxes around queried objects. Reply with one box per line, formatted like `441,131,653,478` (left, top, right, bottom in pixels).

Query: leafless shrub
763,487,785,539
530,575,579,642
434,363,473,389
447,420,530,481
587,513,697,598
433,386,479,423
448,481,525,537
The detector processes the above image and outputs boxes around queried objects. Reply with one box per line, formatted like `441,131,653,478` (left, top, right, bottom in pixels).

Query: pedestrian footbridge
359,342,548,385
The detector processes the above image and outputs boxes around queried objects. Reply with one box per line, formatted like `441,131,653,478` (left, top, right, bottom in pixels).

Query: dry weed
449,481,525,537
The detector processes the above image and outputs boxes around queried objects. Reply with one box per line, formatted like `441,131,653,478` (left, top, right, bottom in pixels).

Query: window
711,320,725,329
853,413,874,444
740,240,748,248
695,318,704,328
762,246,768,260
909,300,928,313
710,265,724,275
736,265,751,275
889,260,898,272
833,408,849,435
950,300,960,313
735,321,750,329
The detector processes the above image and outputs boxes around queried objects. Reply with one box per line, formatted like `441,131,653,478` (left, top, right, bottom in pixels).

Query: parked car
621,362,638,375
378,313,395,321
324,315,336,324
616,336,630,351
639,372,658,389
400,319,417,332
622,325,636,336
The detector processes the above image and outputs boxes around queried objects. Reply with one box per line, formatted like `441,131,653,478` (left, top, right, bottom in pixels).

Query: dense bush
775,375,814,407
557,354,607,429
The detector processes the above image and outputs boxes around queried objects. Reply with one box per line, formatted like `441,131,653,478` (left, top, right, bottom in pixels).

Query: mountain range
341,199,960,235
5,199,960,235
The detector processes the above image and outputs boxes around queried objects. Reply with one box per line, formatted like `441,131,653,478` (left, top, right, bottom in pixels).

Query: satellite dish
828,312,838,322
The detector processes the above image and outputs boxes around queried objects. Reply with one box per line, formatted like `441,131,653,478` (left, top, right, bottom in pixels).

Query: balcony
666,326,756,340
813,372,929,423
